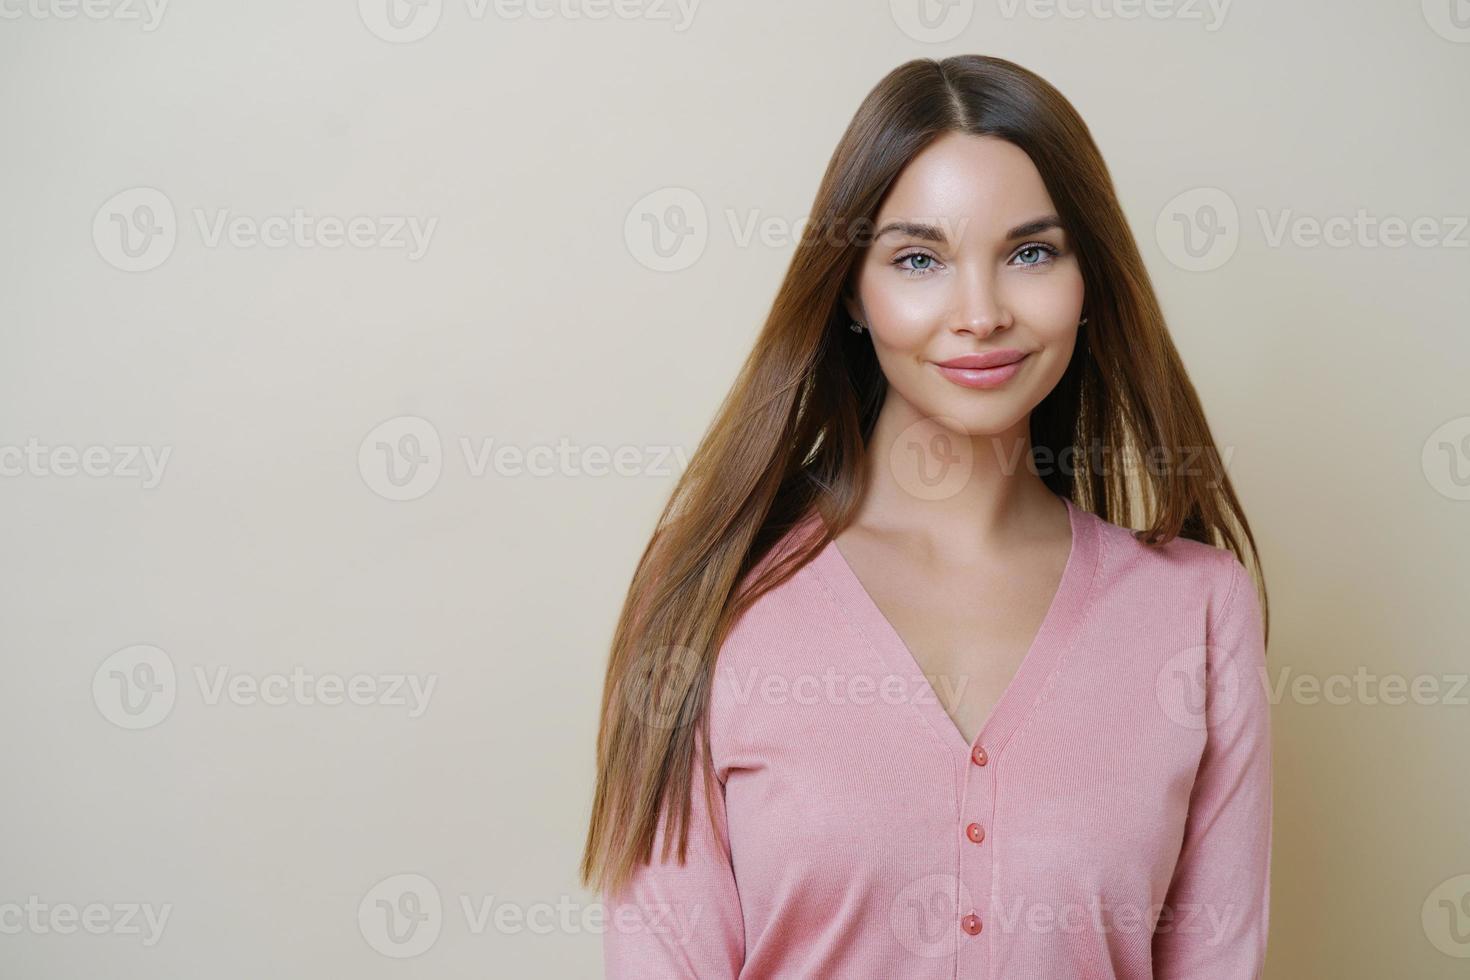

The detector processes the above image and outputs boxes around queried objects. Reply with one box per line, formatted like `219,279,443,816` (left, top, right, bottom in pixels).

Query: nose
951,264,1011,337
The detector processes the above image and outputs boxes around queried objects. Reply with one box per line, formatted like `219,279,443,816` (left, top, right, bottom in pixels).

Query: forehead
873,132,1056,235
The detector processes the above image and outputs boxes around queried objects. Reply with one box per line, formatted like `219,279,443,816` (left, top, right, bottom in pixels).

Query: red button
971,745,988,766
961,912,983,936
965,822,985,844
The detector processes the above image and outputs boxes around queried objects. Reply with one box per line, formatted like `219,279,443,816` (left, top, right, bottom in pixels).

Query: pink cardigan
603,496,1272,978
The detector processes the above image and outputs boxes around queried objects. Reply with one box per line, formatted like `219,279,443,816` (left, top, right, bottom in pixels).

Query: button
965,822,985,844
971,744,988,766
961,912,983,936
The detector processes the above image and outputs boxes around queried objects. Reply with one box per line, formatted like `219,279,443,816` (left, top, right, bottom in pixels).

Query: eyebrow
874,214,1064,245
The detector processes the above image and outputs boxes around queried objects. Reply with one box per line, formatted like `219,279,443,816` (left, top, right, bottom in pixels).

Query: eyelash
892,242,1060,278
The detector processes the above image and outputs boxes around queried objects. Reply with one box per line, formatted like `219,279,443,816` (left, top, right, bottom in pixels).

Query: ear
841,289,865,327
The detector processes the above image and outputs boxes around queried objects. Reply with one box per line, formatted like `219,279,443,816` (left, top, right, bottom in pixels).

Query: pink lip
932,350,1030,389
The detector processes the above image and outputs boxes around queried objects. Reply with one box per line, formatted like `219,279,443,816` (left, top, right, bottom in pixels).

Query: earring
1079,316,1088,326
849,320,865,333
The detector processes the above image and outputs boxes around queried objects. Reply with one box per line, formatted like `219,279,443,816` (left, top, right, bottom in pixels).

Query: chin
921,401,1033,438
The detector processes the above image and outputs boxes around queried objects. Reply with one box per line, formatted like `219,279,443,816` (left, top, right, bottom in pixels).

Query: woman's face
846,132,1086,436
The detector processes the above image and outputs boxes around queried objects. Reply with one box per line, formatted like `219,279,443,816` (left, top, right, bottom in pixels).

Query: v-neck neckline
810,495,1101,765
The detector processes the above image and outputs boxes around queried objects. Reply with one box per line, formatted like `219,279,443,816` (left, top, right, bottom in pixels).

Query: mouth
931,350,1031,390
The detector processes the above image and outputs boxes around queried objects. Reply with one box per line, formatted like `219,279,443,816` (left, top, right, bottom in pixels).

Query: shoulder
703,520,836,758
719,521,832,667
1081,507,1244,613
1076,508,1264,678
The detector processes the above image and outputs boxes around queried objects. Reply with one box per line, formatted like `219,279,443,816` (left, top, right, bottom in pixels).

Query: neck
852,390,1065,553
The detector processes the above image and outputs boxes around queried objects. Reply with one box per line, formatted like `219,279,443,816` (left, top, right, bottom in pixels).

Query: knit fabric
603,495,1272,979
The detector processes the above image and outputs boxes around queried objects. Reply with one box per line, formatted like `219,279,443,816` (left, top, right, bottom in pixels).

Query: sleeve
601,742,745,979
1153,553,1274,979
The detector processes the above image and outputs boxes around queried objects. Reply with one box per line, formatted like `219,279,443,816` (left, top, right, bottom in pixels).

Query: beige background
1,0,1467,976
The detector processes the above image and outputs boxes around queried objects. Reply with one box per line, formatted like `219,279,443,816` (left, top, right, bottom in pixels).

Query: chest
709,531,1217,976
832,535,1068,747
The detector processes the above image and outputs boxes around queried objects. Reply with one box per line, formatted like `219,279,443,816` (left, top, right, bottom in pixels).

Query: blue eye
893,244,1060,277
894,252,938,276
1013,243,1059,267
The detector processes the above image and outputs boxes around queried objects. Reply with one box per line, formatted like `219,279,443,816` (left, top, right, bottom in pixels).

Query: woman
582,54,1272,979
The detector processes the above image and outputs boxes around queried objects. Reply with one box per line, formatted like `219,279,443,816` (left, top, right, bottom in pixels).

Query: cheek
860,279,946,347
1007,268,1086,333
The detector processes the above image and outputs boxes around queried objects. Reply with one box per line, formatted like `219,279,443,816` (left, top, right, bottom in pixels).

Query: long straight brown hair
581,54,1268,899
